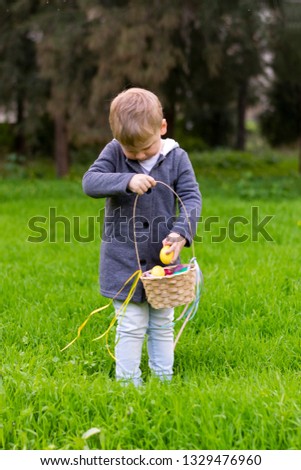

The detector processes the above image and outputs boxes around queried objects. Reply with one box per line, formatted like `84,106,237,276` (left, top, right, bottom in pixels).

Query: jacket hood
161,138,179,156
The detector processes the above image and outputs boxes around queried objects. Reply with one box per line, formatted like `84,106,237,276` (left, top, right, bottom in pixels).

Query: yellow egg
150,265,165,277
159,246,174,265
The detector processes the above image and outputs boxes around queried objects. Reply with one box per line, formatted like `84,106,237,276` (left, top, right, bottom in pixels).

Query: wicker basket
141,263,196,309
133,181,198,310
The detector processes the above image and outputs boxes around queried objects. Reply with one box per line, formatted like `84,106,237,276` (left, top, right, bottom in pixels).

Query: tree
1,0,290,174
33,1,97,177
86,0,186,141
260,0,301,173
0,0,44,155
86,0,253,147
177,1,268,149
221,4,266,150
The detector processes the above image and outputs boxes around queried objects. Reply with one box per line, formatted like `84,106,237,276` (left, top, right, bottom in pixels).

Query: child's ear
160,119,167,136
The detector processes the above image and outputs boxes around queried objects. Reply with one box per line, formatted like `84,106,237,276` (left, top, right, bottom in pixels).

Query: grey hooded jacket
82,138,202,302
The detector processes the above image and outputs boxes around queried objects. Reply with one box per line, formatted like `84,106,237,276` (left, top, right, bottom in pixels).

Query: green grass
1,152,301,450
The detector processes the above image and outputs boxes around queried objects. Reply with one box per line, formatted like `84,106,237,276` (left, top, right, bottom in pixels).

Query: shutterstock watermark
27,206,274,244
199,206,274,243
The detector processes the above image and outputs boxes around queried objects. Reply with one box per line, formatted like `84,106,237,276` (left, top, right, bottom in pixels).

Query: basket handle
133,180,196,272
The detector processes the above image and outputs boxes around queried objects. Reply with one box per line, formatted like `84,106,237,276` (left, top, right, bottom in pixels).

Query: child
82,87,201,386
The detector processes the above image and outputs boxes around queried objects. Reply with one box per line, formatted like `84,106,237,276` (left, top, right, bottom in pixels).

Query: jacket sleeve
82,141,133,198
172,151,202,246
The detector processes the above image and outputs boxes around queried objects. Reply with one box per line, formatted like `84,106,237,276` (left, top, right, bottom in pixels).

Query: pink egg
164,268,174,276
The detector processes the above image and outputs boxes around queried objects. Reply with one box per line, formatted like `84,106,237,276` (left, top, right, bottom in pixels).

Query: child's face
120,119,167,161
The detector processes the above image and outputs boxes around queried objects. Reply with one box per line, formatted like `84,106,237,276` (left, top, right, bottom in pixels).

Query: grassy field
1,151,301,450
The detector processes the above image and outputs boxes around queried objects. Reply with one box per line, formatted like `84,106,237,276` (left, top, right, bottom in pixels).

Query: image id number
183,454,262,466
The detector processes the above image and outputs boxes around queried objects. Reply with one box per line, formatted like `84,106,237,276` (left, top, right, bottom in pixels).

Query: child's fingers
141,175,156,193
164,244,174,254
145,175,156,185
170,245,180,263
131,175,156,194
162,233,186,262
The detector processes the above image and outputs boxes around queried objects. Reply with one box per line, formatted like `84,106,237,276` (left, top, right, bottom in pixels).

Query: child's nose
135,151,145,159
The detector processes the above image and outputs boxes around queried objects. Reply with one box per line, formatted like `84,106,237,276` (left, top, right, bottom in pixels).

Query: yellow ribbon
61,270,142,359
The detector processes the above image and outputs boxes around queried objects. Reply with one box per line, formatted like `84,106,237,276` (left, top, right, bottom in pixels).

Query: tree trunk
299,136,301,175
54,113,69,178
15,94,26,155
235,81,248,150
299,92,301,175
164,103,176,138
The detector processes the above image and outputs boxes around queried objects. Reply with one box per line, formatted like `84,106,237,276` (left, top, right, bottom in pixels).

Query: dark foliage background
0,0,301,176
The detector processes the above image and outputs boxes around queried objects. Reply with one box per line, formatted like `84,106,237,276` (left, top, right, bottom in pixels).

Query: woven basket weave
141,263,196,309
133,181,197,310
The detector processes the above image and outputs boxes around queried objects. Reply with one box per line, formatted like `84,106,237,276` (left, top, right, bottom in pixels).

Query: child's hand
162,232,186,264
128,174,157,195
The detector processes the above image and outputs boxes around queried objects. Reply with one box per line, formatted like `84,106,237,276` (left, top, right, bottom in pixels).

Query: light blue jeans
113,300,174,386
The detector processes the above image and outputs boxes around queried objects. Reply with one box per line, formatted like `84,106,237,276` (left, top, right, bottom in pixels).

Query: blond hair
109,88,163,147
